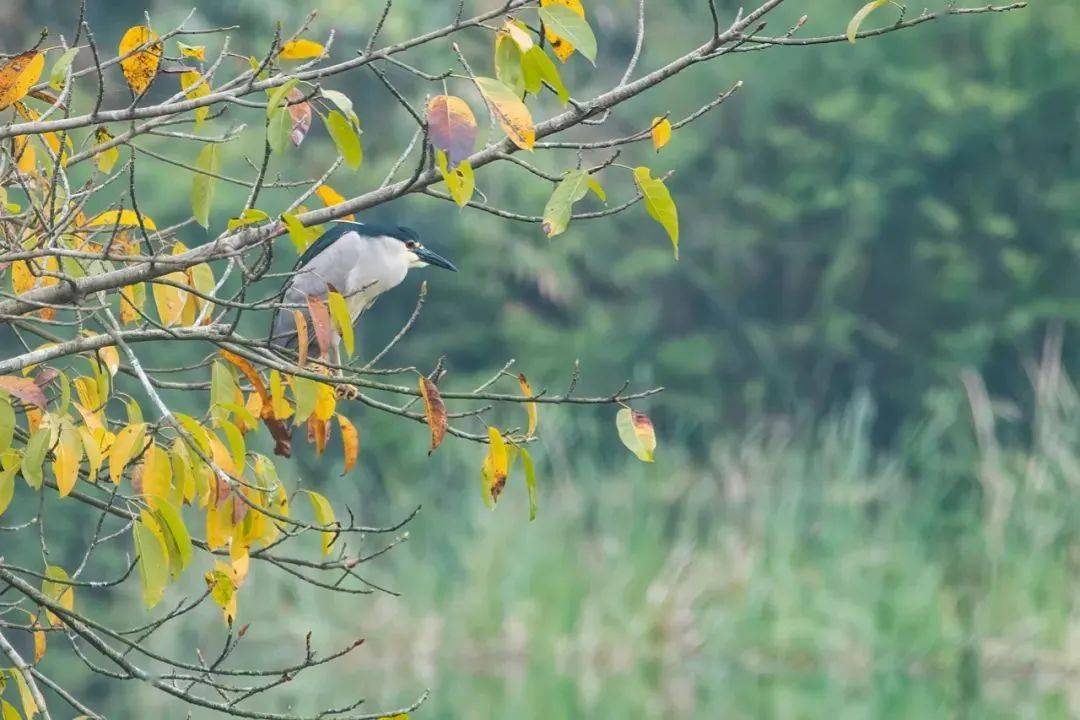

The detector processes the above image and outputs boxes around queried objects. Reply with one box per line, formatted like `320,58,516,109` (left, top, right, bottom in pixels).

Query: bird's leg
332,338,361,400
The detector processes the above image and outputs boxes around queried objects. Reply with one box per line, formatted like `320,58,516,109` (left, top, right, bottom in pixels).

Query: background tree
0,1,1025,718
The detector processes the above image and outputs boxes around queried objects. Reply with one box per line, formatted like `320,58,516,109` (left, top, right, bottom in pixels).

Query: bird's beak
415,246,457,272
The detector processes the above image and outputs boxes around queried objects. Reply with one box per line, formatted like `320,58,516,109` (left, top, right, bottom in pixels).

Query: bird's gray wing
270,235,359,351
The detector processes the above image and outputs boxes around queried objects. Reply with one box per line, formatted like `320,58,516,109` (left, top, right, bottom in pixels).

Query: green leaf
227,208,270,231
291,375,319,423
327,290,354,358
9,670,36,720
325,110,363,169
267,105,291,154
192,143,220,229
0,391,13,454
847,0,889,43
520,447,538,521
538,5,598,64
633,167,680,259
302,489,336,556
49,47,79,90
522,46,568,104
0,463,16,517
133,519,169,608
152,500,193,573
542,169,591,237
494,33,526,97
21,428,50,490
218,419,246,472
266,77,299,117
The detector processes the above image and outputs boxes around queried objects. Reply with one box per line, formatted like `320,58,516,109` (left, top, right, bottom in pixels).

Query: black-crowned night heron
270,221,456,358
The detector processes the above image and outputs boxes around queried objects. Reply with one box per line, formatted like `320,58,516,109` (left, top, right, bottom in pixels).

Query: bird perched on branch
270,221,456,359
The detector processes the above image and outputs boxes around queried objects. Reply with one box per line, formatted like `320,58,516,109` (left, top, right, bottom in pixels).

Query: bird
269,220,456,360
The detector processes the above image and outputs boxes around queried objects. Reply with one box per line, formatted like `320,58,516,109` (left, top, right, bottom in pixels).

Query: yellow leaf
847,0,890,43
97,345,120,377
418,377,447,453
177,41,206,61
10,260,35,294
436,150,475,208
109,423,146,485
13,134,35,174
119,282,145,324
118,25,162,94
326,290,354,357
279,38,325,60
88,209,157,230
11,669,39,719
180,70,210,124
33,623,46,664
152,273,189,327
303,490,336,556
314,381,336,422
615,407,656,462
481,427,509,507
651,117,672,151
475,77,535,150
314,183,354,220
540,0,586,63
204,562,238,624
0,51,44,110
94,126,120,173
518,373,539,437
141,444,173,508
336,413,359,475
52,422,83,497
78,425,103,482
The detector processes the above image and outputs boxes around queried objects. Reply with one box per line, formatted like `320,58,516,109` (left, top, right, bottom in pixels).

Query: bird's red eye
406,241,418,249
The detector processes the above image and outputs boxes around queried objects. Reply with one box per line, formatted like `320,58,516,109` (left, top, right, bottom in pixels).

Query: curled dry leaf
418,376,447,454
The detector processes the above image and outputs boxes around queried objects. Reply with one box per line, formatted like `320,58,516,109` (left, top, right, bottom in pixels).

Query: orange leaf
418,376,447,454
518,373,539,437
305,295,333,359
336,413,359,474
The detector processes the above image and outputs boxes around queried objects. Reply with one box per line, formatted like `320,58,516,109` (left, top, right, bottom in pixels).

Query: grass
109,340,1080,718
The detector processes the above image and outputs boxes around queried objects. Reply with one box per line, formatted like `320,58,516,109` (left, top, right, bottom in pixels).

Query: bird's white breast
342,233,410,317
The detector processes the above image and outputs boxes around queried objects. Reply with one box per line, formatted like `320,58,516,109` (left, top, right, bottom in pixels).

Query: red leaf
305,295,333,359
427,95,477,167
0,375,48,409
287,88,312,147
